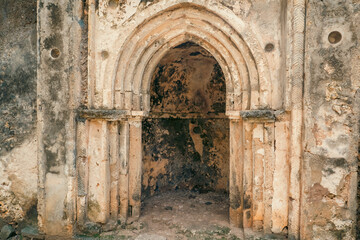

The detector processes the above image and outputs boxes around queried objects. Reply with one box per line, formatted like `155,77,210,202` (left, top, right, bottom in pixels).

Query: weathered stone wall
37,0,83,235
142,43,229,198
0,0,38,228
302,1,360,239
1,0,359,239
77,0,286,234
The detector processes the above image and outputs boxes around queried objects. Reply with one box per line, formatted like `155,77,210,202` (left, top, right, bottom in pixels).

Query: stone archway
75,2,278,230
34,0,311,238
111,2,271,112
109,2,270,227
70,0,297,235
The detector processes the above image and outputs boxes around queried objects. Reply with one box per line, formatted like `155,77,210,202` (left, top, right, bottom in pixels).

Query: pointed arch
112,2,271,114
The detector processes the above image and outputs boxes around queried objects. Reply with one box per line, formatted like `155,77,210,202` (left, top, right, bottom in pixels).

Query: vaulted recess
142,42,229,198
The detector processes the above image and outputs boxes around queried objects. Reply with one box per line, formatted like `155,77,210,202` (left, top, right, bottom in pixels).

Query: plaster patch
45,172,67,222
256,148,265,155
332,218,353,230
0,137,37,224
334,197,345,207
321,166,346,194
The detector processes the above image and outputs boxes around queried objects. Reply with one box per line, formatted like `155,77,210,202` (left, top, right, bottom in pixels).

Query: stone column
252,123,265,231
271,120,290,233
118,120,130,222
243,121,253,228
87,120,110,224
109,122,120,221
76,119,89,228
229,118,244,228
263,122,275,233
128,117,143,220
238,110,279,232
74,110,145,227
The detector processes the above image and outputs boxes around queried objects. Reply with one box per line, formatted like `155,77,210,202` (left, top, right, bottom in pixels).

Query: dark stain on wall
46,3,62,30
150,42,226,114
39,1,70,173
142,118,229,197
142,42,229,199
0,0,37,155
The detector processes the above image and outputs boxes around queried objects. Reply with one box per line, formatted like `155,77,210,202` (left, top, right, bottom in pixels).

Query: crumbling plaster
0,0,359,239
301,1,360,239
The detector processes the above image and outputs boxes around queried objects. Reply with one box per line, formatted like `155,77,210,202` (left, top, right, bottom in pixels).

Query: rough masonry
0,0,359,239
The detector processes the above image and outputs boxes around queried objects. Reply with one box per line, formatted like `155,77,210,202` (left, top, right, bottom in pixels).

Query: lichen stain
243,194,251,210
46,3,63,30
229,172,241,209
87,198,101,220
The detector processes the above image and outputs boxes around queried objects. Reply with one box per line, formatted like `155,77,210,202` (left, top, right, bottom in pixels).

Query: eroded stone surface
301,1,360,239
1,1,359,239
0,0,38,228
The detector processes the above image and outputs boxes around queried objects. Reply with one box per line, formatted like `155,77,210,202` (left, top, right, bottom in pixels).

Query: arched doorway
34,0,310,237
73,2,282,234
141,42,230,219
109,3,262,227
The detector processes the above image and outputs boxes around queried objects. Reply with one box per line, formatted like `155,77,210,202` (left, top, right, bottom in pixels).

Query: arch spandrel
111,1,271,113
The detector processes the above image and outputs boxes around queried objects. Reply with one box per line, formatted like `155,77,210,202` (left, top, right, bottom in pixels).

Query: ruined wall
37,0,83,235
142,43,229,198
0,0,38,228
302,1,360,239
2,0,359,239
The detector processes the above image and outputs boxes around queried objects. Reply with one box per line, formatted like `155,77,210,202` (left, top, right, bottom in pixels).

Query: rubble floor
87,190,286,240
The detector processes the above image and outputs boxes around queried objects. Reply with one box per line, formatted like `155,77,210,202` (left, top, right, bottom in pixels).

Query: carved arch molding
37,0,306,238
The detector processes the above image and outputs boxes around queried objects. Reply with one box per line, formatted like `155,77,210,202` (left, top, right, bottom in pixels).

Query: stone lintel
148,112,227,119
77,109,148,121
240,110,275,121
227,110,286,122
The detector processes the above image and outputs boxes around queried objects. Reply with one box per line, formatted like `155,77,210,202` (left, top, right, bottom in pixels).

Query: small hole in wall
108,0,118,8
265,43,275,52
328,31,342,44
101,50,109,59
50,48,61,59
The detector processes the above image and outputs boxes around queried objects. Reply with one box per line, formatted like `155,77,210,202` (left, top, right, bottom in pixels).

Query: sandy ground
98,190,243,239
88,190,285,240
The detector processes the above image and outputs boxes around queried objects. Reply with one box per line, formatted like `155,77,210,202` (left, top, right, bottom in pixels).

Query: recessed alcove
141,42,229,216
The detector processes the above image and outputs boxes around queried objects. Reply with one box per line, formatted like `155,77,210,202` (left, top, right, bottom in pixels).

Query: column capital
226,110,242,120
227,109,287,122
129,110,149,119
